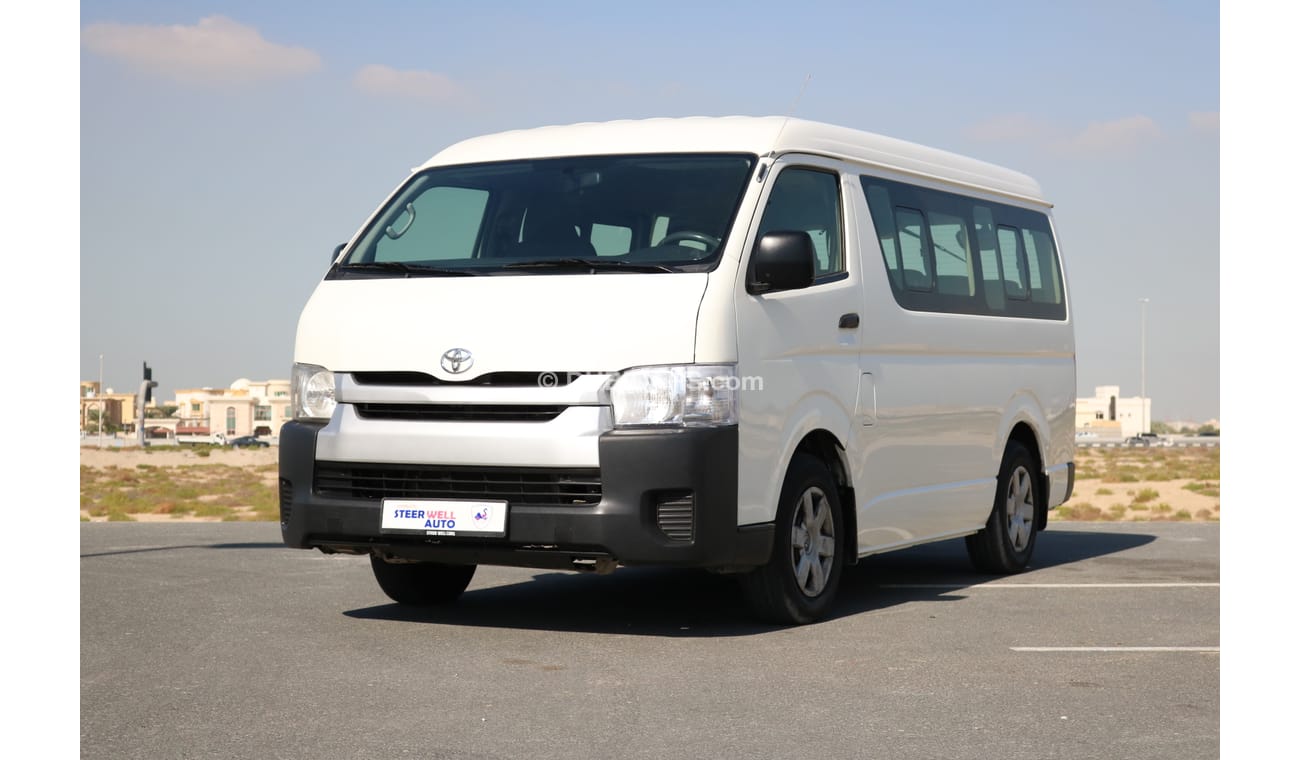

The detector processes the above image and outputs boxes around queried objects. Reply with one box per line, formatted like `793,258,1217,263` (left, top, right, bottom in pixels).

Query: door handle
838,313,860,329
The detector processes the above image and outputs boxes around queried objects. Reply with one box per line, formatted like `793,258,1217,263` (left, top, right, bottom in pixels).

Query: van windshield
331,154,756,277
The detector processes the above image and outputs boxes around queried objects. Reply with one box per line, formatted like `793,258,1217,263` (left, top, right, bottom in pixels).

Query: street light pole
98,354,105,449
1139,298,1150,434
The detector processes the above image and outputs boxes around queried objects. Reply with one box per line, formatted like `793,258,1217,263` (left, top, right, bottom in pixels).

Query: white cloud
1059,115,1161,153
964,113,1053,143
1189,111,1220,131
353,64,462,102
82,16,321,85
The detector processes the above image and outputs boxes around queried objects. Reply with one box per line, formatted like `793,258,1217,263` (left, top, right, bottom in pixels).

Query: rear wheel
966,441,1040,573
741,454,844,625
370,555,476,605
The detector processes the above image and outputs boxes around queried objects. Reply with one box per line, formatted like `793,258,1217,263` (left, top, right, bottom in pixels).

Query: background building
1076,385,1151,439
81,377,291,440
79,381,145,433
172,378,292,438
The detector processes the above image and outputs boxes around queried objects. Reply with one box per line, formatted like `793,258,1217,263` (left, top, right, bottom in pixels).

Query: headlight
609,364,738,427
292,363,336,421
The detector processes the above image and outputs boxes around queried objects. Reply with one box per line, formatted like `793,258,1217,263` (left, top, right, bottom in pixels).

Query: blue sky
78,0,1220,419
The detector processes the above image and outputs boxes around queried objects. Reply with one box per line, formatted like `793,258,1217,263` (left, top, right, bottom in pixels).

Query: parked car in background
228,435,270,449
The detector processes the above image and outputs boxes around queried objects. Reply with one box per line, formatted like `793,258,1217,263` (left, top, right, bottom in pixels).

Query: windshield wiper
335,261,482,277
500,258,675,274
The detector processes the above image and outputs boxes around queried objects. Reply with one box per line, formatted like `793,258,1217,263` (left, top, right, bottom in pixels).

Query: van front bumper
278,421,773,570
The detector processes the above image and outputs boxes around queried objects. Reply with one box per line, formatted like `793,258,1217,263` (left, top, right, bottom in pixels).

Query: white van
280,117,1075,623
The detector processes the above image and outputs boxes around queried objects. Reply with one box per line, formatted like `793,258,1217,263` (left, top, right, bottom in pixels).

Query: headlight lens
609,364,739,427
292,363,336,421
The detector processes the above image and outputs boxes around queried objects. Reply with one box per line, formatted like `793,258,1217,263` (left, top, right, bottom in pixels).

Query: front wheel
370,555,476,606
740,454,844,625
966,441,1040,573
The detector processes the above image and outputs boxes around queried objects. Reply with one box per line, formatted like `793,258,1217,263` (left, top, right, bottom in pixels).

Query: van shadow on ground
343,529,1156,637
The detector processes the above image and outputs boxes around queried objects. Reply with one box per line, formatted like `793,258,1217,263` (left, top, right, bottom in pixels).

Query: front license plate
380,499,508,537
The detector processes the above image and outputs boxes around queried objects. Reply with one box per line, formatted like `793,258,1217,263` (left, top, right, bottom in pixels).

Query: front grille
655,491,695,543
279,478,293,524
314,462,602,506
351,371,579,387
354,403,567,423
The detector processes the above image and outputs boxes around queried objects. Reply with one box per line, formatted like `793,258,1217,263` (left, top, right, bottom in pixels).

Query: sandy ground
1065,477,1220,521
81,446,278,522
80,445,277,469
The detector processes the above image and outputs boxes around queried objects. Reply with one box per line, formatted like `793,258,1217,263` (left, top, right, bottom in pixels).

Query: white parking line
1012,646,1219,653
880,582,1219,589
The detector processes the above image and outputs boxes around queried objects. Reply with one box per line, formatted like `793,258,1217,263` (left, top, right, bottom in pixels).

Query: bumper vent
654,491,695,543
314,462,601,506
354,403,566,423
279,478,293,525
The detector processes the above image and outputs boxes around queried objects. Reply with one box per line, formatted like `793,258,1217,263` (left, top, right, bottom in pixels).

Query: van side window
860,175,1065,320
930,210,973,296
972,206,1005,311
864,185,902,291
996,225,1028,300
758,168,844,279
1022,228,1063,305
894,207,932,290
374,186,489,263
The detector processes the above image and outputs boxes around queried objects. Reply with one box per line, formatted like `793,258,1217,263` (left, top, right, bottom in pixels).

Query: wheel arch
793,429,858,564
1005,421,1048,531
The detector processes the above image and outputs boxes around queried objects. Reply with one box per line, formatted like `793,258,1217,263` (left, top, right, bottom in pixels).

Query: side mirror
330,243,346,265
746,230,816,295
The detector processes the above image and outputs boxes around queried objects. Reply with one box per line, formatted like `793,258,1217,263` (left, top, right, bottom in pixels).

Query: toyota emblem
441,348,474,374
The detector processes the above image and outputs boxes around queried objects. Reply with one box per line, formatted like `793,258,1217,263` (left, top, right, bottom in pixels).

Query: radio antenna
766,74,812,159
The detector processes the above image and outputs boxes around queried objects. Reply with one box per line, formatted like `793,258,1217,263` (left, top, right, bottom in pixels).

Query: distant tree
1151,421,1173,435
145,405,178,419
84,409,112,434
1196,424,1220,436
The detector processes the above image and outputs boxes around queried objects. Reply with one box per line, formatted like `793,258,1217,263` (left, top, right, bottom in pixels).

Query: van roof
421,116,1047,206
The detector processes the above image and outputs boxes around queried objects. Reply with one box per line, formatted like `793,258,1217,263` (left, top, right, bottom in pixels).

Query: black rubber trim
279,421,772,569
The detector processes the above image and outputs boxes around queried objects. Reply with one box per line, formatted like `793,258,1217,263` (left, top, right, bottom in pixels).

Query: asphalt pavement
81,521,1219,759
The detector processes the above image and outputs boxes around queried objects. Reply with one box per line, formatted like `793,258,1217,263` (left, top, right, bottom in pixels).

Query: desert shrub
190,502,234,519
1056,502,1103,521
1095,487,1114,496
1133,488,1159,504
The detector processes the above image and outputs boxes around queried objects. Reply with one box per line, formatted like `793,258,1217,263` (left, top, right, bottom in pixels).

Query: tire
369,555,476,606
966,441,1040,573
740,454,844,625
